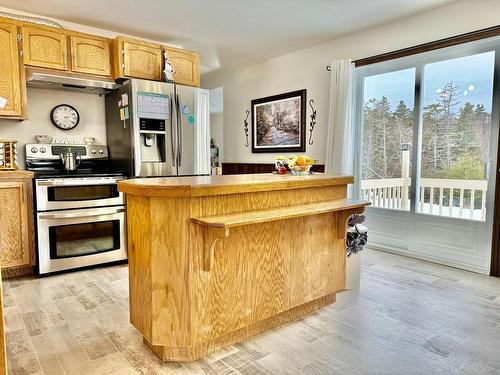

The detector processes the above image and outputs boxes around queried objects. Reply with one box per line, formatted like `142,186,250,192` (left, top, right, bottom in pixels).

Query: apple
278,166,287,174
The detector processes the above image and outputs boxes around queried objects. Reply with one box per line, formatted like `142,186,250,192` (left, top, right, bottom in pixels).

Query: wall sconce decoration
308,99,316,145
243,109,250,147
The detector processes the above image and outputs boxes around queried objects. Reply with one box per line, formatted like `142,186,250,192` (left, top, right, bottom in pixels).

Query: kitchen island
118,173,369,362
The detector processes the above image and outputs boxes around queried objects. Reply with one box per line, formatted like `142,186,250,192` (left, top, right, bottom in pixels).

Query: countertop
117,173,354,197
0,170,34,179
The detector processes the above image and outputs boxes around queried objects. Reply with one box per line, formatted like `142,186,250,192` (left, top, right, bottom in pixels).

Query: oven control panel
26,144,108,160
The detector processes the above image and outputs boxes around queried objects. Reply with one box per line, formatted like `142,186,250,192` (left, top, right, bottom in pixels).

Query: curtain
194,89,211,174
325,59,355,177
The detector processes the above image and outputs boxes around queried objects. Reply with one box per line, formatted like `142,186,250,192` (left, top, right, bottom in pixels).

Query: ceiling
0,0,458,75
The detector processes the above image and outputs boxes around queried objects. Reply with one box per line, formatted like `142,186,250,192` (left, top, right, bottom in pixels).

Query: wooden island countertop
117,172,354,197
118,173,369,362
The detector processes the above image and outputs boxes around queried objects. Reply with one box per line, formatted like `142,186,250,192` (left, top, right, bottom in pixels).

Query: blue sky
363,51,495,112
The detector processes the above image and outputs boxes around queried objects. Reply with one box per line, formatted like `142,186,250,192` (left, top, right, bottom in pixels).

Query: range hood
25,68,121,95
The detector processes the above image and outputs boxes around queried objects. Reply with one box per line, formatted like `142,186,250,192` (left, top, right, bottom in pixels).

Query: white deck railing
361,178,488,221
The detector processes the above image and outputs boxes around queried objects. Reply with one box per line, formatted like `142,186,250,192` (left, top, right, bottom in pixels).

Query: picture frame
251,89,306,153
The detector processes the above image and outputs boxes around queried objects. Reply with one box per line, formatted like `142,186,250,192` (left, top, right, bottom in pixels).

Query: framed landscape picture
251,89,306,153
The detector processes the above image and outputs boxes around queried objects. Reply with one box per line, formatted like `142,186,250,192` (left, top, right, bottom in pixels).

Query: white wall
202,0,500,164
209,87,224,164
0,88,106,166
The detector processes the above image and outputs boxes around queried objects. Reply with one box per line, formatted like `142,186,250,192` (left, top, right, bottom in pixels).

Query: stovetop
27,159,125,179
25,143,127,179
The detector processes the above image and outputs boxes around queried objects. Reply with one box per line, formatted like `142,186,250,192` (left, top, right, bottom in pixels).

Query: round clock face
50,104,80,130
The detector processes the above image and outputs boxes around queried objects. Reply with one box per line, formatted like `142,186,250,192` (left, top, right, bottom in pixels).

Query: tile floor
4,249,500,374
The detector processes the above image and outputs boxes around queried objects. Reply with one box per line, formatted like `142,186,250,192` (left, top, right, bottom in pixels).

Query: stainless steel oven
27,143,128,275
37,206,127,274
35,176,125,211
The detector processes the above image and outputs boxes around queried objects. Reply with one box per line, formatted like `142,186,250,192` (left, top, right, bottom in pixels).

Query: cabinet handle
21,185,26,203
122,49,125,72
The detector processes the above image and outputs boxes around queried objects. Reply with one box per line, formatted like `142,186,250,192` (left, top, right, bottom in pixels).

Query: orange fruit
296,156,307,167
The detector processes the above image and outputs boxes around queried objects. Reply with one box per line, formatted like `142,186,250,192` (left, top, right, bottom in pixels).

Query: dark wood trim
251,89,307,153
354,25,500,67
222,162,325,175
490,37,500,277
492,151,500,275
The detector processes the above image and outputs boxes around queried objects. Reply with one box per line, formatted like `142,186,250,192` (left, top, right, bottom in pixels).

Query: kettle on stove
60,149,81,172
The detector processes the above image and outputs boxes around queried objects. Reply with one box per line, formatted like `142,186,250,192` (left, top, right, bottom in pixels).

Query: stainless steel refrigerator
105,79,211,177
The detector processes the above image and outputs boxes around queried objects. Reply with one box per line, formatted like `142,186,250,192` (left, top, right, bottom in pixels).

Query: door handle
37,178,124,187
176,94,182,167
484,160,491,180
39,208,125,220
170,95,176,167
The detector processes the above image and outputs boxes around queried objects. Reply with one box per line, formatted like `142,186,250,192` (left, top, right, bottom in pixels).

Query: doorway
354,39,500,274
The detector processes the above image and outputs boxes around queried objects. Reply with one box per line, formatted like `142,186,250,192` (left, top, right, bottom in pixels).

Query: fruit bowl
290,165,312,175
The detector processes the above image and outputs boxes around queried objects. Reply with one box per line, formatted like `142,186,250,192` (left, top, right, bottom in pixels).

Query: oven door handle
37,178,125,187
38,208,126,220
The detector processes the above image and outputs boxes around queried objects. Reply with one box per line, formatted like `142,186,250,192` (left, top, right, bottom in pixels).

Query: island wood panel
126,195,153,340
121,174,366,361
189,215,345,342
188,186,349,343
127,195,192,348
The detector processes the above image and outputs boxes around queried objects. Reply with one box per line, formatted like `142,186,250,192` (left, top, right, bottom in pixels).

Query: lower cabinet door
0,181,31,268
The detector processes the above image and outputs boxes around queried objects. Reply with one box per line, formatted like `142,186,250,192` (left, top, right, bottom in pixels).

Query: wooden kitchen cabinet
0,20,26,119
22,25,68,70
70,35,111,76
164,46,200,87
113,37,163,81
0,172,35,278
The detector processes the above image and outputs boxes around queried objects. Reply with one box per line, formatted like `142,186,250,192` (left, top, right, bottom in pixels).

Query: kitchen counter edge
117,173,354,197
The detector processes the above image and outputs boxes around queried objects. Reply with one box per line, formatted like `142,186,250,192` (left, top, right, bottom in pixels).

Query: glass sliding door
355,38,500,274
418,52,495,220
361,68,415,211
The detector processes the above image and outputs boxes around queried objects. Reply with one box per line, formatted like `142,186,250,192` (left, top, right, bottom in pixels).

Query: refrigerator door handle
176,93,183,167
170,94,176,167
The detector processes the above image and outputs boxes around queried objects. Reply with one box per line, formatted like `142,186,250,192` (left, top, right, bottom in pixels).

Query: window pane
361,68,415,210
419,51,495,220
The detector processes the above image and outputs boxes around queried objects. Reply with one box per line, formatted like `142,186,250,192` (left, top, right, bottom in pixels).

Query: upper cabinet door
0,21,23,117
165,47,200,87
121,39,162,81
22,26,68,70
70,35,111,76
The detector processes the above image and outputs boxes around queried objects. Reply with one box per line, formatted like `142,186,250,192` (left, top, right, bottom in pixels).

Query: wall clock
50,104,80,130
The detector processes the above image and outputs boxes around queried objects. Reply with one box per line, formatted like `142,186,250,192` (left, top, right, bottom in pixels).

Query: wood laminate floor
4,249,500,375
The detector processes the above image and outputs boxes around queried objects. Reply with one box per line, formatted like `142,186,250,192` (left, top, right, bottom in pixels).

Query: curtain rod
353,24,500,67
